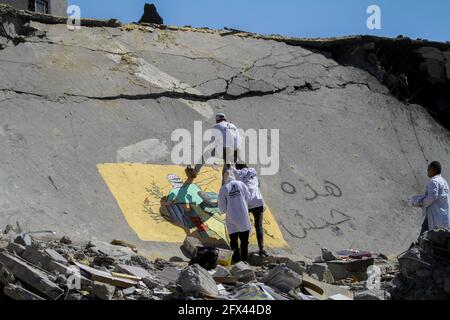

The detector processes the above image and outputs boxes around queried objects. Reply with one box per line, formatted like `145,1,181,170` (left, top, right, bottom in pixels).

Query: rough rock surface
0,5,450,258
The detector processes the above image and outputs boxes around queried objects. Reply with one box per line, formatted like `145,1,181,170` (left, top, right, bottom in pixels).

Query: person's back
219,178,251,234
425,174,450,229
211,121,241,151
233,167,264,210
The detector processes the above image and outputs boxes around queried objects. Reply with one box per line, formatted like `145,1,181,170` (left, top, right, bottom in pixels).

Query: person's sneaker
258,249,268,257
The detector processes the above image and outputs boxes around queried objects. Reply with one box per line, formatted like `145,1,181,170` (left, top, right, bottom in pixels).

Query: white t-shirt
210,121,241,151
218,178,252,234
233,167,265,209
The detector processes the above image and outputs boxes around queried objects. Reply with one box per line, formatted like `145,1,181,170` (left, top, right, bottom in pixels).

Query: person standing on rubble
187,113,242,183
233,163,267,257
218,170,252,263
412,161,450,235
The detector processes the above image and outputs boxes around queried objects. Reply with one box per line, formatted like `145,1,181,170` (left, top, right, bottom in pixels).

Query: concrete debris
388,229,450,300
182,236,201,258
321,248,338,261
4,283,45,300
91,281,116,300
177,264,219,298
307,263,334,283
354,289,389,300
263,264,302,293
229,262,256,283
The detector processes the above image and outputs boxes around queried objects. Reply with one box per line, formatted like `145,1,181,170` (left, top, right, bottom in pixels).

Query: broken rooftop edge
1,3,449,51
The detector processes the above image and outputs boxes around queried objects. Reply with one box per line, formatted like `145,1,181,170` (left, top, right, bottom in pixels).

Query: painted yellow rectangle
97,163,287,248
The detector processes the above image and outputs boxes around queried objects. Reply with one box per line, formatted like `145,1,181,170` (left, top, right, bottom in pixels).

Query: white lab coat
414,174,450,230
232,167,265,209
210,121,241,151
218,178,252,234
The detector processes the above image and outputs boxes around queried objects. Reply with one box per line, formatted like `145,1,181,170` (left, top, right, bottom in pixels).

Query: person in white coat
188,113,242,183
218,170,252,262
233,163,267,256
412,161,450,236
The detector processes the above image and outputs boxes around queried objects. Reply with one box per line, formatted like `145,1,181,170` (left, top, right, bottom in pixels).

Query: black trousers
229,231,249,262
249,206,264,250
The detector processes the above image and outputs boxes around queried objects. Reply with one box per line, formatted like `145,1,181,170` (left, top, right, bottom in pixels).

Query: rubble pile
388,228,450,300
0,224,406,301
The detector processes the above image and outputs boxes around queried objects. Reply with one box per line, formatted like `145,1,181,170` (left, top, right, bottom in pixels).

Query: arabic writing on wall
280,178,354,239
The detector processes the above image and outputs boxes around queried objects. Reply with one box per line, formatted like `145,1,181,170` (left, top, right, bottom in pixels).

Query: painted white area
133,57,213,119
178,98,214,119
116,138,169,163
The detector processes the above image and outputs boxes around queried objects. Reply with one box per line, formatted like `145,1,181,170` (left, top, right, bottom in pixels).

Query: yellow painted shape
97,163,287,248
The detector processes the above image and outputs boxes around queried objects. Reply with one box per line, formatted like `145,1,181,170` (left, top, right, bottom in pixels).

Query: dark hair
429,161,442,175
235,163,248,170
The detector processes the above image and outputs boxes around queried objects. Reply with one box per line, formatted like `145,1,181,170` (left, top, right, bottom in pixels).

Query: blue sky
67,0,450,41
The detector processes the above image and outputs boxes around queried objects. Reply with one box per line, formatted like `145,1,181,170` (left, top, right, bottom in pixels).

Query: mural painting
97,163,287,248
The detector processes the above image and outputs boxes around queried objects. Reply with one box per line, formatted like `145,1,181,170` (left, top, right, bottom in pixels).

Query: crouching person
218,170,252,263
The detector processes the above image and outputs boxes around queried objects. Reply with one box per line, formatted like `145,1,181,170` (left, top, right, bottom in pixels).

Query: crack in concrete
0,81,323,104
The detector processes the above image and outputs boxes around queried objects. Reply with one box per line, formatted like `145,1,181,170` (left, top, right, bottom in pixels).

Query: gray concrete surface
1,20,450,258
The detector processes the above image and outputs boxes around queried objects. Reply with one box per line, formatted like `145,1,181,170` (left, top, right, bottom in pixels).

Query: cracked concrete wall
1,12,450,257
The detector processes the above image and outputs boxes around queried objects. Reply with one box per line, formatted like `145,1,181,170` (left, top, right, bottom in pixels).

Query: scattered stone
229,262,256,283
138,3,163,25
0,252,64,299
6,242,26,256
263,264,302,293
4,283,45,300
354,289,389,300
307,263,334,283
122,286,136,296
59,236,72,244
182,236,201,258
158,266,182,285
177,264,219,297
91,281,116,300
321,248,338,261
115,264,152,279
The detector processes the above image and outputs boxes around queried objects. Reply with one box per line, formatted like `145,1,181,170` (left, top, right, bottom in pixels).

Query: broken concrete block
4,283,46,300
307,263,334,283
45,249,67,264
158,266,182,285
0,264,16,285
213,265,231,278
213,265,237,284
6,242,26,256
286,260,306,276
142,276,161,289
73,262,137,288
115,264,152,279
91,281,116,300
0,252,63,299
87,240,135,262
182,236,202,258
321,248,338,261
229,262,256,283
263,264,302,293
122,286,136,296
177,264,219,297
59,236,72,244
354,289,389,300
326,258,374,281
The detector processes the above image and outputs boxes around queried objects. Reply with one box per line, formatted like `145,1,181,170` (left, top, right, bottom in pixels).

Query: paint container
217,248,234,266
